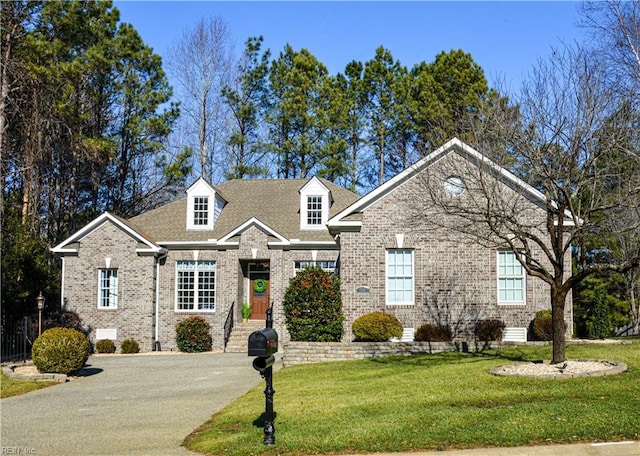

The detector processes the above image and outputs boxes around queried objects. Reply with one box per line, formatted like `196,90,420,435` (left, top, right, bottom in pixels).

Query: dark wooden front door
250,272,269,320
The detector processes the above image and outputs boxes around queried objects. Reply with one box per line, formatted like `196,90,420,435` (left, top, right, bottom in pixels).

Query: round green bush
474,319,506,341
176,316,212,352
283,267,344,342
95,339,116,354
415,323,452,342
533,310,553,341
31,328,91,374
352,312,403,342
120,338,140,354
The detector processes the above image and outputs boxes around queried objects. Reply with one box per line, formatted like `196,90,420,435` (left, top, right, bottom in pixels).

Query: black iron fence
1,316,38,362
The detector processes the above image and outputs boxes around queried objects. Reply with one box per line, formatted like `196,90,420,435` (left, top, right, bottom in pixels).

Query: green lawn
0,370,58,398
184,340,640,455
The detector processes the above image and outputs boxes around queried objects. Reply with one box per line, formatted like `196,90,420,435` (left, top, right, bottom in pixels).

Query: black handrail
223,302,235,352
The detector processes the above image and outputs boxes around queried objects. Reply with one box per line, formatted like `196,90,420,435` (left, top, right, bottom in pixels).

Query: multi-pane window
193,197,209,226
306,196,322,225
386,249,414,305
497,251,525,303
176,261,216,311
294,260,336,274
98,269,118,308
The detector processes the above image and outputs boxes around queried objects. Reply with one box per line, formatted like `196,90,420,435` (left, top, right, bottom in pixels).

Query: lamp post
36,291,45,337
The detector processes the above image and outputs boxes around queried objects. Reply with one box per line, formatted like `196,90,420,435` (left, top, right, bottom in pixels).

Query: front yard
184,339,639,455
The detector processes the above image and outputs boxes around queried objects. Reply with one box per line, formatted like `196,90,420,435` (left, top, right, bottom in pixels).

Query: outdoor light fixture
37,291,45,337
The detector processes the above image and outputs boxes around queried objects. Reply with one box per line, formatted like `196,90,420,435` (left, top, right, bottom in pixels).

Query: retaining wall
282,341,488,366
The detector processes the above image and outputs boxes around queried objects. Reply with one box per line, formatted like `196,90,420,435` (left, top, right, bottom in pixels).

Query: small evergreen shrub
31,328,91,374
43,310,86,334
532,310,553,341
415,323,453,342
352,312,403,342
283,267,344,342
95,339,116,354
474,319,506,341
176,316,212,352
120,338,140,354
586,286,612,339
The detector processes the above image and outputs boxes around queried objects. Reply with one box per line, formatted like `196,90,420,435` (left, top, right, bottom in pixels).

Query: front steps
224,320,264,353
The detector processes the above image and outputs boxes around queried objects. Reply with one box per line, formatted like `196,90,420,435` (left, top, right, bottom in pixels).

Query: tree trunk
551,285,568,364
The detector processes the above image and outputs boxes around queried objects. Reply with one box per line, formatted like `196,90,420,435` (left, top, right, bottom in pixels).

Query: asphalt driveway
1,352,267,455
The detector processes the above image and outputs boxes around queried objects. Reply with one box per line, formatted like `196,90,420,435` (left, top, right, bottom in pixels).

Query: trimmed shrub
532,310,553,341
283,266,344,342
352,312,403,342
121,338,140,354
474,319,506,342
95,339,116,354
31,328,91,374
176,316,212,352
415,323,452,342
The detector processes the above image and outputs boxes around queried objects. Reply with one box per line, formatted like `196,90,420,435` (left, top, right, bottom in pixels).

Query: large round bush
176,316,212,352
283,267,344,342
352,312,403,342
31,328,91,374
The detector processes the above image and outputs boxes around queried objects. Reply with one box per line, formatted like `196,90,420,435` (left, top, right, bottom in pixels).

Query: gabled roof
327,138,572,232
128,177,360,246
51,212,165,256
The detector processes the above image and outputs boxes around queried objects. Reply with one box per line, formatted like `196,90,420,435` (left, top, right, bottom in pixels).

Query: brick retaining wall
282,341,464,366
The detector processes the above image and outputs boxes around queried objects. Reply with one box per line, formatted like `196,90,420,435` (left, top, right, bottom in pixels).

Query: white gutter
154,252,168,350
60,257,65,309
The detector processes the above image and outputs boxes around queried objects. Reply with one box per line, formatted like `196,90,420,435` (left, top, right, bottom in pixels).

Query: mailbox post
248,307,278,445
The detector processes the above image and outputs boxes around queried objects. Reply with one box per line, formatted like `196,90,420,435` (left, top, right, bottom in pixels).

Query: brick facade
56,140,573,352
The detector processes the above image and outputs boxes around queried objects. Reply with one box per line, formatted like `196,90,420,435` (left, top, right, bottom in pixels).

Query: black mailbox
248,327,278,357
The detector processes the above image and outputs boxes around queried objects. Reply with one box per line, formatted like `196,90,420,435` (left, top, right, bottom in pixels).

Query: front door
249,271,270,320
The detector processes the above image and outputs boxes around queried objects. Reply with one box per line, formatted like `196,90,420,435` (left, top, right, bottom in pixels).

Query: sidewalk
341,441,639,456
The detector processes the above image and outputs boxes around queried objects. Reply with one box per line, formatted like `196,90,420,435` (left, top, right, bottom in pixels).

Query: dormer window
186,178,224,231
300,177,332,230
306,196,323,226
193,196,209,226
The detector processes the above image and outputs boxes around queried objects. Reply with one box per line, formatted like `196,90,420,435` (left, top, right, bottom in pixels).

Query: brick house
52,139,572,351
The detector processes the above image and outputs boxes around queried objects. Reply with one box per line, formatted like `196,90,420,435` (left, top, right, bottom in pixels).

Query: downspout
155,251,168,351
60,257,65,309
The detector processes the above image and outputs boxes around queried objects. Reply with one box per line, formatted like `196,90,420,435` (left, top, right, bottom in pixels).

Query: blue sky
114,1,586,92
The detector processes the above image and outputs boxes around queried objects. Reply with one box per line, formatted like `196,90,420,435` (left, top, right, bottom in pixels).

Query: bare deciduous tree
406,46,640,363
167,16,235,182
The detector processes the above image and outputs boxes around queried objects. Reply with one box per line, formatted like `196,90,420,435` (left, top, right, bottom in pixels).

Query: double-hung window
176,261,216,311
386,249,414,305
306,196,323,226
497,251,525,304
193,196,209,226
98,269,118,308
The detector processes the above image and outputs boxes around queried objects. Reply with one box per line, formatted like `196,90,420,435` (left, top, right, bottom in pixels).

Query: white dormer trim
299,177,332,230
186,178,222,231
50,212,166,256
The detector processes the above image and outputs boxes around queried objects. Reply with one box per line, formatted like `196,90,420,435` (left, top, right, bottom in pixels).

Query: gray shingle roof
128,178,360,243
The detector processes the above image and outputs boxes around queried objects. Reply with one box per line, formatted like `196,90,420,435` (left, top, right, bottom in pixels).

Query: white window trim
174,260,217,312
187,195,213,230
496,250,526,305
98,268,118,309
385,249,415,306
301,194,328,230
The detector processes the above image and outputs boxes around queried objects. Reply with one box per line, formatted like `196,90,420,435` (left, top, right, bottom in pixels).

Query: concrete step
225,320,265,353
